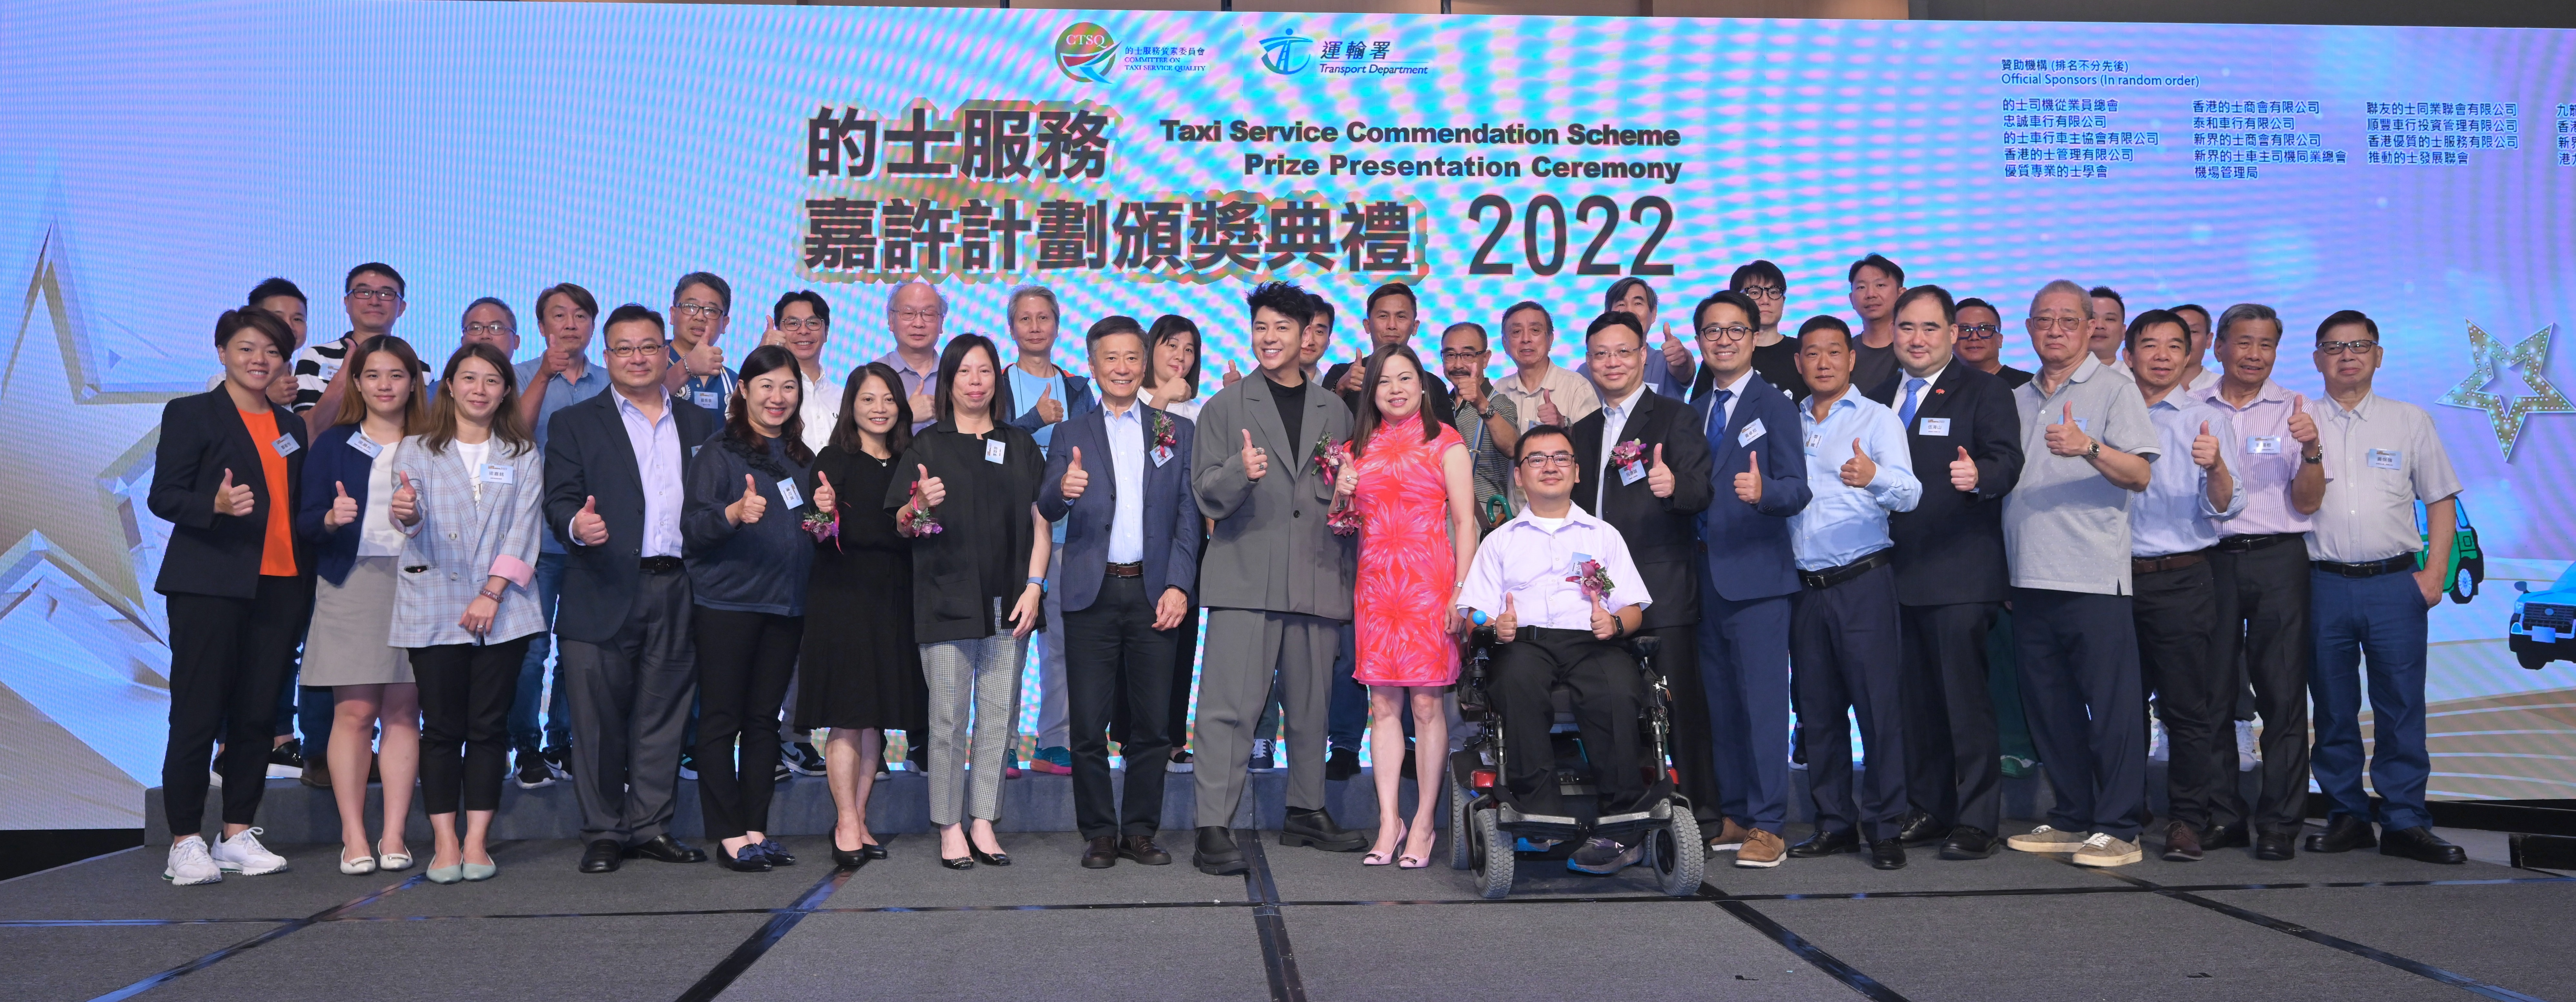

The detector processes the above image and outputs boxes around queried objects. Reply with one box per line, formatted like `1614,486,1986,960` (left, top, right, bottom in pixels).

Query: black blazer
542,390,721,644
1864,364,2025,606
150,389,310,598
1570,389,1714,630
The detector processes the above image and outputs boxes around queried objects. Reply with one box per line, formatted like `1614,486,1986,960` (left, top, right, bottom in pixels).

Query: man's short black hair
1603,277,1657,314
1692,290,1762,331
772,290,830,327
675,272,732,312
1085,315,1146,346
603,303,666,336
1730,259,1788,292
1514,423,1573,462
2123,308,2189,353
346,262,405,296
1307,292,1337,327
2170,303,2210,326
1797,315,1853,351
1246,281,1316,328
1585,310,1645,346
1365,282,1416,315
1956,296,1997,316
2315,308,2379,343
2089,285,2124,307
246,277,306,306
1847,253,1903,286
1892,284,1957,325
1500,300,1553,334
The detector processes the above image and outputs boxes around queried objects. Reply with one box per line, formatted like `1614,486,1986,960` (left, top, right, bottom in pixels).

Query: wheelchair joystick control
1470,610,1489,626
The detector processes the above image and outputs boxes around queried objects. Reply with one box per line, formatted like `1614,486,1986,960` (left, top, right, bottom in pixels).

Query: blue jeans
2309,569,2432,830
508,551,571,752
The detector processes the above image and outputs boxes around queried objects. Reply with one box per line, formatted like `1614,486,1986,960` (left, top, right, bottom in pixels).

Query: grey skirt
301,555,412,686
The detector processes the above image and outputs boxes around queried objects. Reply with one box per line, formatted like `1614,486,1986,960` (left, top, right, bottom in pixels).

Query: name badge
2368,448,2402,470
480,463,515,485
1736,418,1766,447
693,391,719,410
349,434,383,458
984,439,1008,464
1151,445,1173,467
2245,435,2281,455
691,444,702,457
777,478,804,508
1918,417,1952,436
1618,460,1645,485
271,433,300,458
2074,417,2090,433
1802,433,1823,453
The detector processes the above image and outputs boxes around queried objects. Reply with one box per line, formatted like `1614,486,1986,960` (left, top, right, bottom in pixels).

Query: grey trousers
920,619,1030,826
1193,609,1338,828
561,569,697,845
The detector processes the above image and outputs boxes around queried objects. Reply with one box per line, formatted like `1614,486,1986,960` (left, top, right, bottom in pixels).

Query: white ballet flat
338,852,378,876
376,851,414,872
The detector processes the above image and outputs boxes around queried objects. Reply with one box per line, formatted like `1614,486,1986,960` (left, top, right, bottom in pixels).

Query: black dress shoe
1869,838,1907,870
1325,747,1360,781
1081,836,1118,869
2304,815,2377,854
830,843,870,869
861,842,889,860
2255,830,2297,861
1279,808,1368,852
1194,825,1248,875
1120,834,1173,866
1939,826,1998,860
1895,811,1944,846
2161,821,2204,863
968,842,1010,867
625,835,708,864
2202,823,2252,850
579,838,623,874
2379,826,2467,865
1787,828,1860,857
717,844,772,872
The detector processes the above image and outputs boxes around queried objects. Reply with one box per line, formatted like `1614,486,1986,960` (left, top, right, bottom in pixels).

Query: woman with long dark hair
797,362,925,867
389,341,547,883
886,334,1049,869
1335,343,1479,869
685,344,821,871
1139,314,1206,773
297,334,429,875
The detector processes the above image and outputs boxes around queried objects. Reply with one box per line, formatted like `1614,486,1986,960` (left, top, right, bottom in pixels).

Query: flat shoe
377,853,414,872
338,853,377,876
461,862,497,882
425,865,463,885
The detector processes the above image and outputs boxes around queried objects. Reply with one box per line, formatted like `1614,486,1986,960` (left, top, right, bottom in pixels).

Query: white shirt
1594,385,1649,488
1103,401,1148,564
1703,367,1757,432
1454,503,1654,630
798,366,840,455
357,431,406,557
457,438,492,505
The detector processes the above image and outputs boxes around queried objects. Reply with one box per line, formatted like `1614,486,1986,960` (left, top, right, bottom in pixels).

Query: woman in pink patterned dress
1334,344,1480,868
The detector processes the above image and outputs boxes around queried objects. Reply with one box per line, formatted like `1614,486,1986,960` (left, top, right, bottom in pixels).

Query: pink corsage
1318,440,1363,536
1565,556,1614,604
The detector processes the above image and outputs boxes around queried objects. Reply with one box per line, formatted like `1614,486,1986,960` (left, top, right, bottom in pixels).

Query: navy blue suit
295,423,383,587
1037,402,1200,838
1693,374,1811,835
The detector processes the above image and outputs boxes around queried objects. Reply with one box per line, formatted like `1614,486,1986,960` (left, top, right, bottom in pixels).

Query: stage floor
7,820,2571,1002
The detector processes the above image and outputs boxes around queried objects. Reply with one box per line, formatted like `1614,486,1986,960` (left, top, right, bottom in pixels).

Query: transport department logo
1258,31,1313,75
1055,22,1120,82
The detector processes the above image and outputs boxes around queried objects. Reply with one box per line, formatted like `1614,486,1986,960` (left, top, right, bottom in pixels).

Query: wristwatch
2302,449,2323,464
2083,440,2101,459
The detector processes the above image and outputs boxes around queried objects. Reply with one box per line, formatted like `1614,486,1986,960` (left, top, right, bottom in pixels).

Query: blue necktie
1900,377,1926,429
1705,388,1734,448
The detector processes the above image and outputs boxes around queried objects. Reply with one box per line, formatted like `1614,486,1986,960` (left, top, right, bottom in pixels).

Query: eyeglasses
893,308,946,323
603,341,666,359
674,301,727,319
1586,346,1641,363
1957,324,2002,340
2317,339,2380,356
1737,286,1784,302
1439,348,1487,361
347,286,403,302
1519,452,1576,469
776,318,828,334
2026,316,2086,332
463,322,514,336
1698,323,1753,341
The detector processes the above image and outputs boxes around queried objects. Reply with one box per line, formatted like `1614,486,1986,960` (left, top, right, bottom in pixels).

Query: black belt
2133,548,2211,576
2218,532,2302,554
2312,554,2414,578
639,556,684,574
1800,548,1892,591
1104,561,1143,578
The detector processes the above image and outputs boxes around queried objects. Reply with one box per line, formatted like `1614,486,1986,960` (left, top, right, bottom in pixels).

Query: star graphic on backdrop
0,221,189,636
2437,321,2571,461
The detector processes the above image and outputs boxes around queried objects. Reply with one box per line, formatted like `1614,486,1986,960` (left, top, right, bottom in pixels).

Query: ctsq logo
1055,22,1120,82
1258,31,1313,75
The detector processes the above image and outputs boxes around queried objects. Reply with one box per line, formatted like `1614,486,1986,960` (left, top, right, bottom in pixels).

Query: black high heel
861,842,889,860
830,844,869,869
939,855,975,870
968,843,1011,867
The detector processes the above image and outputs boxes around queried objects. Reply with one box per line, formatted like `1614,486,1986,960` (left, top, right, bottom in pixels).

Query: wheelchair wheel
1448,776,1474,870
1472,806,1516,899
1650,810,1705,897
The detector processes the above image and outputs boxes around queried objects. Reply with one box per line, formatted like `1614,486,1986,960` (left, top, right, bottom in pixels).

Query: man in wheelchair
1457,424,1658,874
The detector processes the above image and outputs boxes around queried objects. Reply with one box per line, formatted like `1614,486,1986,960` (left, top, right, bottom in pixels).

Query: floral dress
1351,415,1465,686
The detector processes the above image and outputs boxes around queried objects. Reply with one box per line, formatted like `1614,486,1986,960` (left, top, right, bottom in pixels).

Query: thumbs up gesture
1061,446,1090,500
761,319,788,349
573,495,608,546
1589,595,1617,640
390,472,420,526
1949,446,1980,493
2045,402,2093,457
811,470,837,514
214,468,257,517
1537,387,1564,426
1494,592,1519,644
731,474,768,525
914,464,947,509
1239,429,1269,482
2192,420,2222,470
1034,384,1064,425
1221,360,1243,388
2287,395,2319,456
1840,438,1877,488
1338,355,1367,393
1645,443,1675,498
1660,321,1692,374
325,480,358,529
1734,450,1765,505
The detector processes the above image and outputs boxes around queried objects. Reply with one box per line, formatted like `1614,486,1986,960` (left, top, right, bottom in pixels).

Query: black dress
795,443,926,733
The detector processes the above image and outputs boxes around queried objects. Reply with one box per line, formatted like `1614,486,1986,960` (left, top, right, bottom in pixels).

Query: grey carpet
0,924,276,1001
2195,883,2576,1000
716,909,1271,1002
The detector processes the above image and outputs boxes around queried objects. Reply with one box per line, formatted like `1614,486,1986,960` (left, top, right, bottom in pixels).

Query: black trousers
413,637,533,815
1643,624,1718,822
1899,601,2004,836
1064,574,1178,839
2133,561,2227,830
163,576,311,837
2013,587,2145,842
691,607,805,841
1790,563,1908,842
1489,627,1646,816
2208,541,2312,834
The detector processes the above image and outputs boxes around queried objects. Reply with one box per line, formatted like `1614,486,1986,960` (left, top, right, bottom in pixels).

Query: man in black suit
1570,311,1718,822
1864,285,2026,859
543,304,722,873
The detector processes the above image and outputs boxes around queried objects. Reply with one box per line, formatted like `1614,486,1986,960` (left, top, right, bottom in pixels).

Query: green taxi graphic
2416,499,2485,604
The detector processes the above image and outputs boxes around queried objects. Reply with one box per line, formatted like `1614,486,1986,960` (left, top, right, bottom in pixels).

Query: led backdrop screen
2,1,2571,827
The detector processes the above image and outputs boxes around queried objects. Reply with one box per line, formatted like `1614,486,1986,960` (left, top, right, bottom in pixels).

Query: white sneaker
2235,720,2260,771
211,827,290,876
2148,719,2169,761
164,837,223,885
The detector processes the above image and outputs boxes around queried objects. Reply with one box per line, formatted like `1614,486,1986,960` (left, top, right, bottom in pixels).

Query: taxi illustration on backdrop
2416,498,2485,604
2511,565,2576,670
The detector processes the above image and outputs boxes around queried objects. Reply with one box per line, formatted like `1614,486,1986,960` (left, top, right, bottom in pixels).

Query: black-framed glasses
1439,348,1487,361
1698,323,1753,341
463,322,514,336
604,341,666,359
2317,339,2380,356
776,318,828,333
1957,324,2003,340
1737,286,1785,302
1519,451,1576,469
347,286,403,302
674,301,727,319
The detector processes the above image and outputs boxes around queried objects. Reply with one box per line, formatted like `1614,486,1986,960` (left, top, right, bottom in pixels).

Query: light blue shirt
2130,393,2247,558
518,356,610,553
1103,401,1148,564
615,392,687,560
1007,364,1063,455
1789,390,1920,571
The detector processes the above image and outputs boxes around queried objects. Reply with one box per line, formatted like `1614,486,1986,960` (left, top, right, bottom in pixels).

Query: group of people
152,252,2468,887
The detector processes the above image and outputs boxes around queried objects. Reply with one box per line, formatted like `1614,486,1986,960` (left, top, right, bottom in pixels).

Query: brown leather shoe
2161,820,2204,862
1708,818,1753,853
1080,836,1117,869
1119,835,1172,866
1735,829,1786,868
300,760,333,789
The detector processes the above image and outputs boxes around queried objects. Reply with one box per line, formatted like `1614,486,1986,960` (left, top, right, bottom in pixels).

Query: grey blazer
390,435,546,648
1189,374,1355,619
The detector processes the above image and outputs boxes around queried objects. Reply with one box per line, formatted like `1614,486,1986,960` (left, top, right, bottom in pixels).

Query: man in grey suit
1187,281,1369,874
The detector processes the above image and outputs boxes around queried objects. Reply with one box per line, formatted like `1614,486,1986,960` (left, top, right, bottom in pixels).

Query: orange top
236,407,301,577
